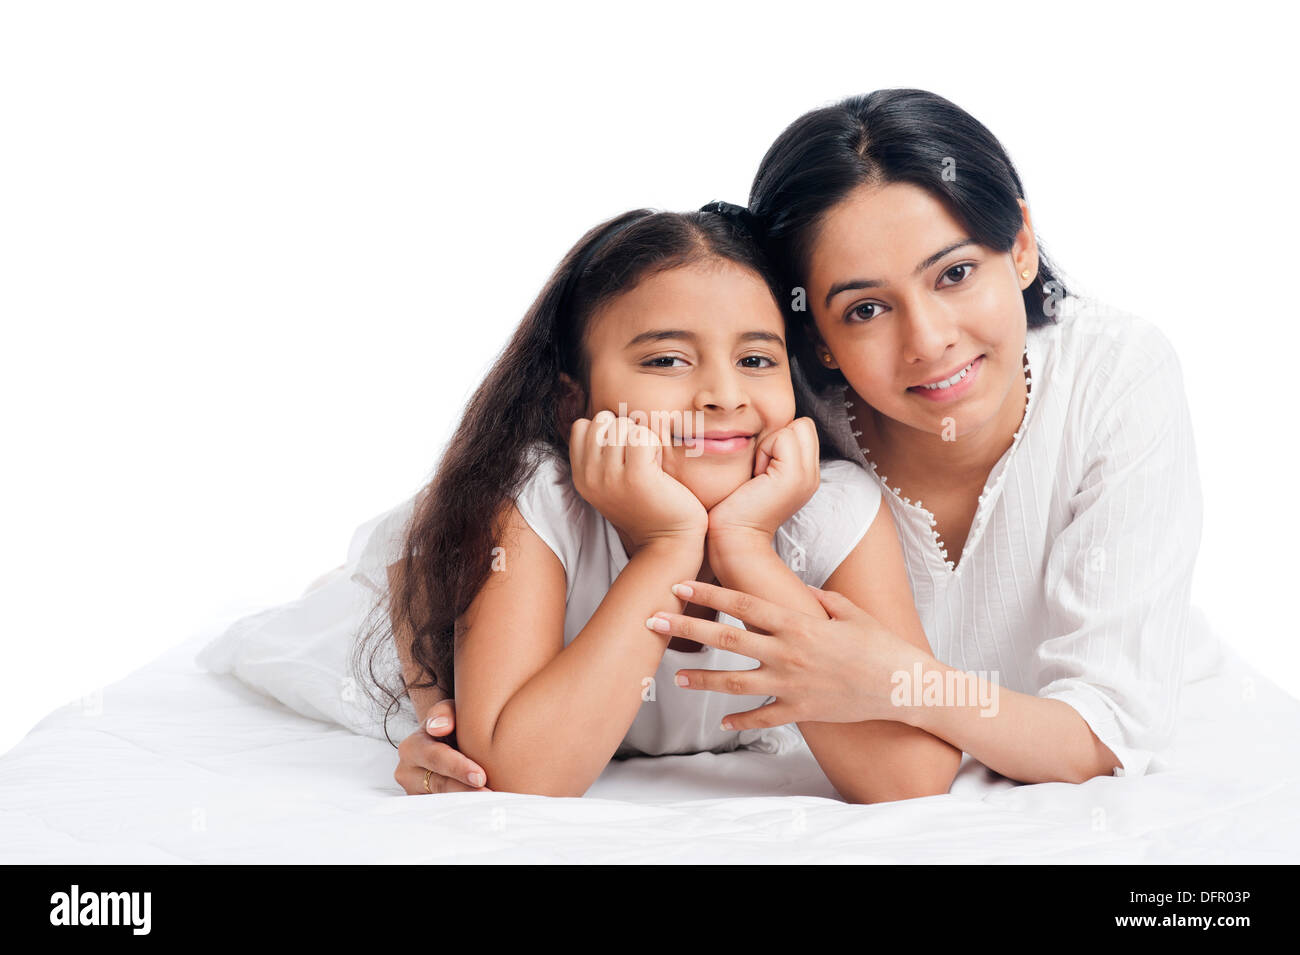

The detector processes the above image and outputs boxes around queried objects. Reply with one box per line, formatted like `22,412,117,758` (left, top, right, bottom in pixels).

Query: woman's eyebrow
823,238,977,307
624,329,785,348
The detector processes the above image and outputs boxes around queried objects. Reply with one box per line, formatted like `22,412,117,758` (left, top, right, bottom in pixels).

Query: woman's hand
705,416,821,545
393,699,493,795
569,410,708,552
646,579,928,729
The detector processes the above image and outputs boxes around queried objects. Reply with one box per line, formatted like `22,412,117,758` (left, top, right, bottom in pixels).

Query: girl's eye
739,355,778,369
846,302,885,323
939,263,975,287
643,356,687,368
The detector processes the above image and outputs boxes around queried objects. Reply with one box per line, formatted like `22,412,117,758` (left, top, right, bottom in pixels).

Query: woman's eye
643,355,687,368
847,302,885,323
739,355,777,369
939,263,974,287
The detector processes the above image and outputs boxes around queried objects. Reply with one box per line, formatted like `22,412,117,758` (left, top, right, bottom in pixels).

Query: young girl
356,205,962,802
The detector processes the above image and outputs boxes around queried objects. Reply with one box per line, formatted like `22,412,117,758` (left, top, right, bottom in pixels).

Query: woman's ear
805,325,839,370
1013,198,1040,290
557,372,588,441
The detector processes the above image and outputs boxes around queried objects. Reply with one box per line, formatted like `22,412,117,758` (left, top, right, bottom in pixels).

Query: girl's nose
693,364,748,411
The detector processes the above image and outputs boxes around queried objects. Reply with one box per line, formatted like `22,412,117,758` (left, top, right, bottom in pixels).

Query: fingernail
721,720,734,732
645,616,670,633
468,772,485,787
675,674,689,687
671,583,694,599
427,716,450,730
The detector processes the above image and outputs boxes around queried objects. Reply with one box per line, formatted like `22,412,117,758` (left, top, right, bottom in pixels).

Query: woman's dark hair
352,206,846,745
747,88,1069,394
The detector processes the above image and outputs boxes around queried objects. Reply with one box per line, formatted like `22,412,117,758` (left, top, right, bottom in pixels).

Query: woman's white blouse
807,297,1204,778
353,443,883,759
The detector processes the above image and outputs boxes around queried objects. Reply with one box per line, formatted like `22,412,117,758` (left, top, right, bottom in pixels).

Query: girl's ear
557,372,588,442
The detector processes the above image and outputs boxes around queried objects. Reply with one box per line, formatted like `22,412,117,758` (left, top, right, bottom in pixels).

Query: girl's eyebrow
823,238,977,308
624,329,785,349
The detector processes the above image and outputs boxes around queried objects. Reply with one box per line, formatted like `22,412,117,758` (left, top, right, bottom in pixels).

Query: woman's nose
901,300,961,363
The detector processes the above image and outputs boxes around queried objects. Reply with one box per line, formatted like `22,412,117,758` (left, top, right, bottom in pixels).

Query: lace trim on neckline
845,346,1035,573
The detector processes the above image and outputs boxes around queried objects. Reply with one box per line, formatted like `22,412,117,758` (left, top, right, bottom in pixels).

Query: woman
406,88,1203,792
657,88,1203,785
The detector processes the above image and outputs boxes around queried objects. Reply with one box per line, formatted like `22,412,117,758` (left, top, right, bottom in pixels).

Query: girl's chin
676,459,755,508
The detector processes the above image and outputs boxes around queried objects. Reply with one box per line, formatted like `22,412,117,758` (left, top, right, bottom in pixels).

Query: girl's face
581,258,796,510
803,181,1039,445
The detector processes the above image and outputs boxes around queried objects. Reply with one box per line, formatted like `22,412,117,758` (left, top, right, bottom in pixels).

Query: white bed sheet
2,620,1298,863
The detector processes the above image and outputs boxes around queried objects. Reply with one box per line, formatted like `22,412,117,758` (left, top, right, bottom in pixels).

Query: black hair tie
700,200,760,234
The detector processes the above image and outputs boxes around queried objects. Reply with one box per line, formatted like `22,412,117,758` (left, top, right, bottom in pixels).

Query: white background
2,1,1296,754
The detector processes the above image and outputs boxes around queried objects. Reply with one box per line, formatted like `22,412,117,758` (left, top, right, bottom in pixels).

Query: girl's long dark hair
353,206,846,746
747,88,1069,395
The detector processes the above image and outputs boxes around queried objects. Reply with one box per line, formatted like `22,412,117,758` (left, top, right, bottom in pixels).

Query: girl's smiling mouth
680,431,756,454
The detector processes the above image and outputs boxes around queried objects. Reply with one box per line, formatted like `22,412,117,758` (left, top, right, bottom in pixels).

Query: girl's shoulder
348,443,587,599
774,456,882,588
517,441,583,513
812,455,881,501
793,456,882,532
513,441,590,576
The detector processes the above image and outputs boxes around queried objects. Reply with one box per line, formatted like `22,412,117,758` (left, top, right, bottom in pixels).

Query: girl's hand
569,410,708,552
393,699,493,795
647,579,926,729
706,417,821,544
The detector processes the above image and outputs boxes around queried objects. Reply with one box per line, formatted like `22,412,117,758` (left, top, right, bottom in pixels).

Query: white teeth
919,360,975,390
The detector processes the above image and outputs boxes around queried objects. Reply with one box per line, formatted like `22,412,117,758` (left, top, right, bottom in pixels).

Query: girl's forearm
387,560,449,727
407,684,447,728
708,537,962,803
467,537,704,797
895,658,1121,784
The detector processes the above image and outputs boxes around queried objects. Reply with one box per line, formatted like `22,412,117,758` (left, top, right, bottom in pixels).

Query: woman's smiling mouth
907,355,983,401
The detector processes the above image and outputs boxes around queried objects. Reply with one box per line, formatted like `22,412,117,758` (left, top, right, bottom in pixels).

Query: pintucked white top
352,443,883,759
807,296,1204,778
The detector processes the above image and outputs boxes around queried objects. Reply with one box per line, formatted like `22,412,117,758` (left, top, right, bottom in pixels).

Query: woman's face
580,258,796,510
803,181,1038,445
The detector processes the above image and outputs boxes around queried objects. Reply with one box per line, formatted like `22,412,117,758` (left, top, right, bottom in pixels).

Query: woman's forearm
894,657,1121,784
461,537,703,797
708,537,962,803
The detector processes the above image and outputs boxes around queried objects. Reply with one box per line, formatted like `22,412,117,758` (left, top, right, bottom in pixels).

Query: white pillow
196,499,421,744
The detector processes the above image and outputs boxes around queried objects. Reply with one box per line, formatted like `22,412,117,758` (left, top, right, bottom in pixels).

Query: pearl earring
1021,269,1032,279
